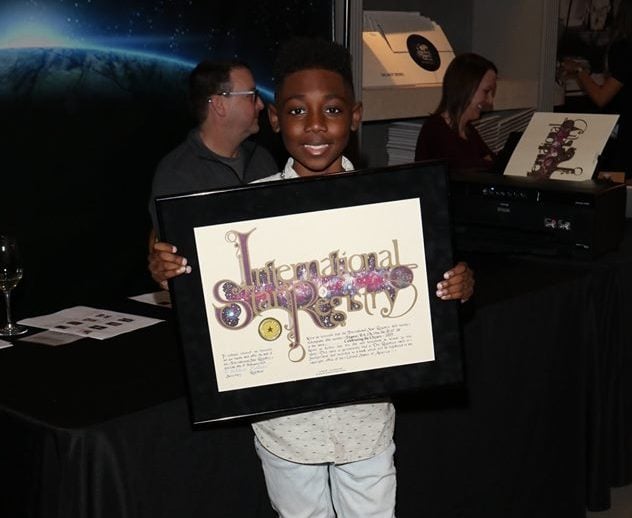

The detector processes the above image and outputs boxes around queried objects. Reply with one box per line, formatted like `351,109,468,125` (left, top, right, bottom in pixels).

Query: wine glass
0,235,28,336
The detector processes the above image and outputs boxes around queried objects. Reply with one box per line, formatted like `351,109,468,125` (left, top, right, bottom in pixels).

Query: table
0,302,274,518
396,250,631,517
1,228,631,518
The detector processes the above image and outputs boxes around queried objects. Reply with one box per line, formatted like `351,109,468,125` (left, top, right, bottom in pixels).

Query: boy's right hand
148,241,191,290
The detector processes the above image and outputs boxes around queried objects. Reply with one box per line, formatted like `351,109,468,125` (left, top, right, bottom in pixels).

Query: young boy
149,37,473,518
249,38,473,518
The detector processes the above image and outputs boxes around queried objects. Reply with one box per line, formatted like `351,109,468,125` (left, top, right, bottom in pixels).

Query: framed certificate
156,161,462,423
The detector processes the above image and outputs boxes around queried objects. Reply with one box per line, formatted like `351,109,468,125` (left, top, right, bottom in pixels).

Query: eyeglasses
207,89,260,103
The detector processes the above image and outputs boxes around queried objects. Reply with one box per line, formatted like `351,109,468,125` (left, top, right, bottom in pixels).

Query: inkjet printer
449,171,626,258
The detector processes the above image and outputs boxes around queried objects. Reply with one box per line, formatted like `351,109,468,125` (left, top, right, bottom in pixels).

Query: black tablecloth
1,228,632,518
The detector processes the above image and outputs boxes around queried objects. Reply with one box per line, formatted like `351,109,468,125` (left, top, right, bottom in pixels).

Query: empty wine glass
0,235,27,336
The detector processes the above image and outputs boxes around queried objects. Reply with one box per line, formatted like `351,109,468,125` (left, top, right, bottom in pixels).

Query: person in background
415,53,498,172
148,59,278,288
562,0,632,178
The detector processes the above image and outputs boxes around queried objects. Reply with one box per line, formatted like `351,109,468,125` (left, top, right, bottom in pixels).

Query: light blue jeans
254,437,397,518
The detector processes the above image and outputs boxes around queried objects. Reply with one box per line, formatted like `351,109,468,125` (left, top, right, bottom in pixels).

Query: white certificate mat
195,198,435,392
504,112,619,181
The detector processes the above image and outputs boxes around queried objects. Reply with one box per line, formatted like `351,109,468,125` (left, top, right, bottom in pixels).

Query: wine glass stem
4,290,13,326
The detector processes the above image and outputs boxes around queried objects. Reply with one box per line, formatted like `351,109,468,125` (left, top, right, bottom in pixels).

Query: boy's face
268,69,362,177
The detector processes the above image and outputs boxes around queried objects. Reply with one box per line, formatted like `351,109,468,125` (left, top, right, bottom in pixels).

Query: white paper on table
17,306,163,340
0,339,13,350
18,330,83,346
128,290,172,308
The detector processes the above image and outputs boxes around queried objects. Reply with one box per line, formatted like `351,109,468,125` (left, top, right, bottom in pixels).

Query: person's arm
562,59,623,108
147,228,191,290
436,262,474,303
576,70,623,108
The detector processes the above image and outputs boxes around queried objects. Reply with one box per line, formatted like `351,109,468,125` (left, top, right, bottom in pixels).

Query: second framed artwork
157,161,462,423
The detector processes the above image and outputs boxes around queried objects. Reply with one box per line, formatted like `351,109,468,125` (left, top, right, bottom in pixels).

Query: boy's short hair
189,59,251,123
273,37,355,99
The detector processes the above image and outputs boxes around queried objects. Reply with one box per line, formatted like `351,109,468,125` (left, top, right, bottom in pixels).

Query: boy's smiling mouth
303,144,330,156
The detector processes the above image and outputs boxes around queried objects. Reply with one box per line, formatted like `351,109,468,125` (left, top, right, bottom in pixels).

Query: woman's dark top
414,114,495,172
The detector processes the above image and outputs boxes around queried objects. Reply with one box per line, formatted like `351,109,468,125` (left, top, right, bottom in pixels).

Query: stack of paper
386,120,423,165
496,109,536,150
472,108,535,152
385,109,535,166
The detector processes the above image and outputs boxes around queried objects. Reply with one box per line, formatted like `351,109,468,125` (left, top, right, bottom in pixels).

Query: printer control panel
480,185,535,201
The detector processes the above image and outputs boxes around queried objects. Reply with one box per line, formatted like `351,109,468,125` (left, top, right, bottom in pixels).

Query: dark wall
0,2,336,318
0,77,191,314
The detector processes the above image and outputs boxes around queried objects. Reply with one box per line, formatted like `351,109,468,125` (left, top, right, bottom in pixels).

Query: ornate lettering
212,230,417,361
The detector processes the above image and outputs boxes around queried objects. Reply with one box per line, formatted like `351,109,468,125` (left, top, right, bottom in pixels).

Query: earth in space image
0,47,194,312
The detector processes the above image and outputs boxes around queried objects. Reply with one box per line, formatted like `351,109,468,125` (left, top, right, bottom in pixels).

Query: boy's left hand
436,261,474,303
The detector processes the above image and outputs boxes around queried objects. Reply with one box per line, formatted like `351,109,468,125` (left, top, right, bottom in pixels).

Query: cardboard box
363,11,455,88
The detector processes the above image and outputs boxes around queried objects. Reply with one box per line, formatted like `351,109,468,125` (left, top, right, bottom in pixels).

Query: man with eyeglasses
148,60,278,288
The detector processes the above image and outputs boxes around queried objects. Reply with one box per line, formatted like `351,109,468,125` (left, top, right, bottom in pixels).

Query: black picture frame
156,161,462,423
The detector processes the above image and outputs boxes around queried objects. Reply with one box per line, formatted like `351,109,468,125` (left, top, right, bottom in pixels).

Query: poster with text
504,112,618,180
157,163,462,423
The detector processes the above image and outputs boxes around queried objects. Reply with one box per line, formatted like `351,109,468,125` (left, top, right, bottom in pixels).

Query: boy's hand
148,241,191,290
436,261,474,303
